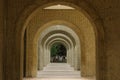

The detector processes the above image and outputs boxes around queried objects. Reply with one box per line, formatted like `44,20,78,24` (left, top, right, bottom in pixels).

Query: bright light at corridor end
44,4,75,9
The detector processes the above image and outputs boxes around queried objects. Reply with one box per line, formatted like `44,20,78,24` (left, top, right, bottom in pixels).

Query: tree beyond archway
51,43,67,63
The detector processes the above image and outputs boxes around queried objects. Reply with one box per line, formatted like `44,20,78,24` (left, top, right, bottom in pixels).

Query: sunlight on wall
44,4,75,9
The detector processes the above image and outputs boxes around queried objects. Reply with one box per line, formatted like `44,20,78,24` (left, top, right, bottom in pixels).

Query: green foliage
51,44,57,57
51,43,67,57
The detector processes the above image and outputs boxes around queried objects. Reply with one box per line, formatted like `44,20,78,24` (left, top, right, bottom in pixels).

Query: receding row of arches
38,25,81,71
14,1,104,80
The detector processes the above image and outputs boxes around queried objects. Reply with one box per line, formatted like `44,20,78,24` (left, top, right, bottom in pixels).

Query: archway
36,24,81,78
15,1,102,80
38,25,80,71
50,43,67,63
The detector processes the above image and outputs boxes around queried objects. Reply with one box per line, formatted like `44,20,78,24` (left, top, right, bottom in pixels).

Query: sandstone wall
0,0,3,79
3,0,120,80
86,1,120,79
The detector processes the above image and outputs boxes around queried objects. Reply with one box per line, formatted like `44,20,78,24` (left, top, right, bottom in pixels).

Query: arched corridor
38,24,82,71
1,0,120,80
22,3,97,79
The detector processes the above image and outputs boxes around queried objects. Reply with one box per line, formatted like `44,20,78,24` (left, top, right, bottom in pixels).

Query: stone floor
24,63,95,80
24,78,94,80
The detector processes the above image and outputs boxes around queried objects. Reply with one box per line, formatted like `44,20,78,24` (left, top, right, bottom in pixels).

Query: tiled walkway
24,63,95,80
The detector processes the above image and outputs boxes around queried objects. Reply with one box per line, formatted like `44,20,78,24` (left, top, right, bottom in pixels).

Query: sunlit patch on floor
24,77,95,80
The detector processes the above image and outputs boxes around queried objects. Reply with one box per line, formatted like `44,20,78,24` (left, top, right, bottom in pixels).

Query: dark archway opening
50,43,67,63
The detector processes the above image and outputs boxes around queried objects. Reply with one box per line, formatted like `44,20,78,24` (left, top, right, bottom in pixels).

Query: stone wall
0,0,3,79
86,0,120,80
2,0,120,80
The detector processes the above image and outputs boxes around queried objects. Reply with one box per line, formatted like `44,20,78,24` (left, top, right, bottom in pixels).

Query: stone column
69,48,73,67
67,49,70,64
71,47,74,67
74,46,78,70
47,48,50,64
43,48,46,66
46,48,48,65
26,41,38,77
77,45,81,70
39,45,44,70
44,47,48,67
38,45,40,70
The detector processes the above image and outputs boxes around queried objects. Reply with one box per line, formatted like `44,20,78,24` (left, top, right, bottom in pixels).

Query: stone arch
46,37,73,67
38,25,80,70
48,40,75,68
38,37,71,70
15,1,104,80
39,30,76,47
45,36,72,50
48,40,70,62
49,41,68,63
30,20,94,75
39,39,70,70
48,39,70,50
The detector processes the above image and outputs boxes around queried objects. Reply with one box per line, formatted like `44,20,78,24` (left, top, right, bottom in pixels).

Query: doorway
50,43,67,63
